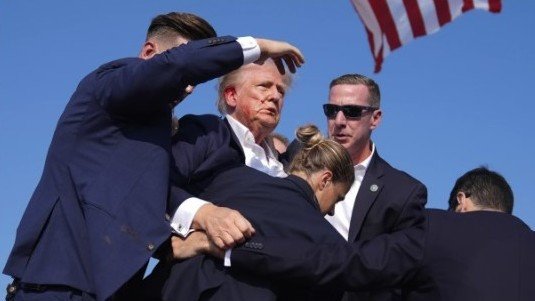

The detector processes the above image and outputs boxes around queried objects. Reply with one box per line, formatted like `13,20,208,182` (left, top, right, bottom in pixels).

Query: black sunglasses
323,104,377,119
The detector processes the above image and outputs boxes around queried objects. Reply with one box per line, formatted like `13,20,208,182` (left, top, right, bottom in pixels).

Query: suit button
257,243,264,250
147,243,155,251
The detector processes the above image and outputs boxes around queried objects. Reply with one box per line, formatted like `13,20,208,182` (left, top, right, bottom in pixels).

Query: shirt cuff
170,197,210,237
224,249,232,267
237,36,260,65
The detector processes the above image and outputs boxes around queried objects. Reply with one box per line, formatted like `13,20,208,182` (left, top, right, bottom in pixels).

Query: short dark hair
448,167,514,214
147,12,216,42
329,74,381,108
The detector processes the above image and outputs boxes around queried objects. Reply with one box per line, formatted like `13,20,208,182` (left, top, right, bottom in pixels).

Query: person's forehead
242,63,289,85
328,84,369,105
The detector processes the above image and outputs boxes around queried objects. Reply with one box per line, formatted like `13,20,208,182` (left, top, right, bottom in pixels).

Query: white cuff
224,249,232,267
170,197,210,237
237,36,260,65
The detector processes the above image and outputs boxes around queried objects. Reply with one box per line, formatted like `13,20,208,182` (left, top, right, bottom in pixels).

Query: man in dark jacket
3,12,304,301
282,74,427,301
227,167,535,301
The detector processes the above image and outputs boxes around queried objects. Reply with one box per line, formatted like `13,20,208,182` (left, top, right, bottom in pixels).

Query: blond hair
289,125,354,190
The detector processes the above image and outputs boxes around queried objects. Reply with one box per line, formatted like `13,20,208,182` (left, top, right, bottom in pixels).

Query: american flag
351,0,502,72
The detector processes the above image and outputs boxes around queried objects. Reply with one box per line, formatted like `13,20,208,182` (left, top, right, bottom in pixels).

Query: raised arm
94,37,304,120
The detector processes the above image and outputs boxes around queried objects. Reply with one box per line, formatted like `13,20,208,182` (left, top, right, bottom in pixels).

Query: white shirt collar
225,114,286,177
355,143,375,171
226,114,254,145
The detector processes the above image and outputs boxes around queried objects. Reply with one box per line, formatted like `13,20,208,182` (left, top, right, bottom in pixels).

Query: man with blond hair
168,59,293,249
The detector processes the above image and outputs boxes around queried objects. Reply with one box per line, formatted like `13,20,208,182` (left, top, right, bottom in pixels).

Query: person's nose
264,87,283,105
334,110,346,125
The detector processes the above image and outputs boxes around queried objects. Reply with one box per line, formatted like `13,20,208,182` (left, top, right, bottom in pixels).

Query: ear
370,109,382,130
140,41,159,60
223,86,238,110
456,192,468,212
318,170,334,191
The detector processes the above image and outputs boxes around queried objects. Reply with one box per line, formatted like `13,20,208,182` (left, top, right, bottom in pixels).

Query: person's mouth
332,133,348,141
260,107,278,116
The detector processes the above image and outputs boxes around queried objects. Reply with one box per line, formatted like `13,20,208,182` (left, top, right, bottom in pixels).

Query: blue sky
1,1,534,285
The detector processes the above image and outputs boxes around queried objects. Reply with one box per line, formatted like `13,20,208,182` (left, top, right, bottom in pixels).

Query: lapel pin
370,184,379,192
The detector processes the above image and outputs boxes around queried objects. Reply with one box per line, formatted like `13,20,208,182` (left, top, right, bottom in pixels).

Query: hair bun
296,124,323,149
289,124,355,192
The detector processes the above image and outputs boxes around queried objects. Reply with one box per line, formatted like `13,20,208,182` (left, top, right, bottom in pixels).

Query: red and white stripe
350,0,501,72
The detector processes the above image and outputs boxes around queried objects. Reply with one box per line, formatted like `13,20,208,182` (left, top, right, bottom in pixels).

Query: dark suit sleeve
93,36,243,119
392,183,427,232
230,217,426,292
168,115,241,209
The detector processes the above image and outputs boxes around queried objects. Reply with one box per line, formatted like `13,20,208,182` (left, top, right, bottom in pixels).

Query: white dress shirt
325,144,375,240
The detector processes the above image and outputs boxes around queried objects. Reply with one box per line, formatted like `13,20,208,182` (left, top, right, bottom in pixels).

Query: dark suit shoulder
173,114,227,142
95,57,139,72
179,114,224,129
426,209,532,232
423,210,534,259
68,58,138,92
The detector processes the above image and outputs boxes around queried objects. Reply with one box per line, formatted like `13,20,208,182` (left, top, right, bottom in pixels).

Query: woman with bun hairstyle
287,124,355,216
145,124,354,301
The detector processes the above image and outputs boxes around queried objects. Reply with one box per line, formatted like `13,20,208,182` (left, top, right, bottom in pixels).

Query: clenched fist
192,203,255,249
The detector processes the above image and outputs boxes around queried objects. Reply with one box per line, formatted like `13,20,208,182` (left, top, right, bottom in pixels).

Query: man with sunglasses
320,74,427,301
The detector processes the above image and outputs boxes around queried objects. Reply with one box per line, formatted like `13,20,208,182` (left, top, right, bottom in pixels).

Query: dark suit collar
223,118,245,162
348,150,386,242
286,175,321,212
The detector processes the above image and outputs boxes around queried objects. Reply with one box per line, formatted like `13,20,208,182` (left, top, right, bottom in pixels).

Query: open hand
255,38,305,74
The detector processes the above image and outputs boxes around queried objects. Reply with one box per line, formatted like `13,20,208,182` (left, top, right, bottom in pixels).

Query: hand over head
255,38,305,74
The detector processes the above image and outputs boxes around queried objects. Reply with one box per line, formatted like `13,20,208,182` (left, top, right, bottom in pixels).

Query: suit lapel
348,152,385,242
224,118,245,163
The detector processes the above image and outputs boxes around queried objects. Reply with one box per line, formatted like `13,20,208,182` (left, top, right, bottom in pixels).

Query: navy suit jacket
3,36,244,301
346,151,427,243
158,166,345,301
282,143,427,301
231,209,535,301
167,114,245,214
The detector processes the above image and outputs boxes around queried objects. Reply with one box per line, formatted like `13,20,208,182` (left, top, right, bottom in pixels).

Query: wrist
192,203,215,230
